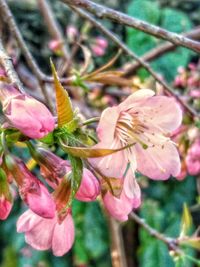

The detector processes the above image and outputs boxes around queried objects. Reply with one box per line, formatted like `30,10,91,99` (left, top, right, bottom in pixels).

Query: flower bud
5,154,56,218
75,168,100,202
95,37,108,49
0,168,13,220
186,139,200,176
66,25,78,42
53,176,71,222
48,39,63,53
27,143,70,181
103,187,141,222
0,83,55,139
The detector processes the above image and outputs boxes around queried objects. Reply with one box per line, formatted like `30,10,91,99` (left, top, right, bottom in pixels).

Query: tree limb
124,27,200,77
60,0,200,54
68,6,198,118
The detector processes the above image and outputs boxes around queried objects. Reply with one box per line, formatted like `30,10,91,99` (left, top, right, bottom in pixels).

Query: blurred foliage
126,0,193,81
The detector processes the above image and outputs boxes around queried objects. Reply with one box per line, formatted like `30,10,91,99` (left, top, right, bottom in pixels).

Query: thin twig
130,212,180,252
60,0,200,54
0,0,54,111
68,6,198,118
124,27,200,77
0,39,24,93
37,0,70,62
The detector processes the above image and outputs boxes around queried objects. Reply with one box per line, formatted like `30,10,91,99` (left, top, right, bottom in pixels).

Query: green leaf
50,59,74,126
195,120,200,129
38,132,54,145
68,155,83,203
84,202,109,259
127,0,160,56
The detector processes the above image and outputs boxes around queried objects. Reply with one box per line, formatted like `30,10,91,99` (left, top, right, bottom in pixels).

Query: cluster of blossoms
0,81,182,256
173,126,200,179
49,24,108,57
174,61,200,110
172,61,200,179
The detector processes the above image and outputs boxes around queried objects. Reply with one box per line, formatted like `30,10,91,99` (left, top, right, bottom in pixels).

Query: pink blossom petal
17,210,42,233
97,106,119,144
103,190,138,222
123,169,141,204
118,89,155,111
75,168,100,202
25,217,56,250
89,140,127,178
52,214,75,256
143,96,182,132
135,142,181,180
26,183,56,219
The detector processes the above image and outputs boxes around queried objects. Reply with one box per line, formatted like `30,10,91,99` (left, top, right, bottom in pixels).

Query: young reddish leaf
84,50,121,79
50,59,73,126
60,140,135,158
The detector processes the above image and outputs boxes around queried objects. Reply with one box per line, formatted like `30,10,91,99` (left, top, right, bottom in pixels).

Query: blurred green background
0,0,200,266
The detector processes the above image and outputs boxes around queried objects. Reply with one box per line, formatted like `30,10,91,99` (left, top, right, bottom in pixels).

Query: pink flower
66,25,78,42
103,170,141,221
90,89,182,187
91,45,106,57
190,89,200,98
48,39,63,53
186,139,200,175
27,144,70,186
75,168,100,202
95,37,108,49
0,168,13,220
0,83,55,139
5,155,56,218
17,209,74,257
0,196,12,220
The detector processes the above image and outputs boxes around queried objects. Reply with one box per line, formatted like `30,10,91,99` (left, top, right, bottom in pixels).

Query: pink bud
48,39,63,53
186,155,200,176
103,189,140,222
0,168,13,220
27,144,70,183
75,168,100,202
91,45,106,57
66,25,78,42
5,155,56,218
95,37,108,49
186,139,200,176
26,183,56,219
0,196,12,220
190,89,200,98
176,163,187,181
188,63,197,71
0,83,55,139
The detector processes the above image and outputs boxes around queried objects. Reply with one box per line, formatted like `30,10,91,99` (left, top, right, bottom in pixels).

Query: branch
124,27,200,77
108,217,128,267
68,6,198,118
0,39,24,93
60,0,200,54
130,212,180,252
37,0,70,62
0,0,53,111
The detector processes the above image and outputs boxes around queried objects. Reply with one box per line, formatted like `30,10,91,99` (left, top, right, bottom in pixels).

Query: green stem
81,117,100,126
1,131,9,154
